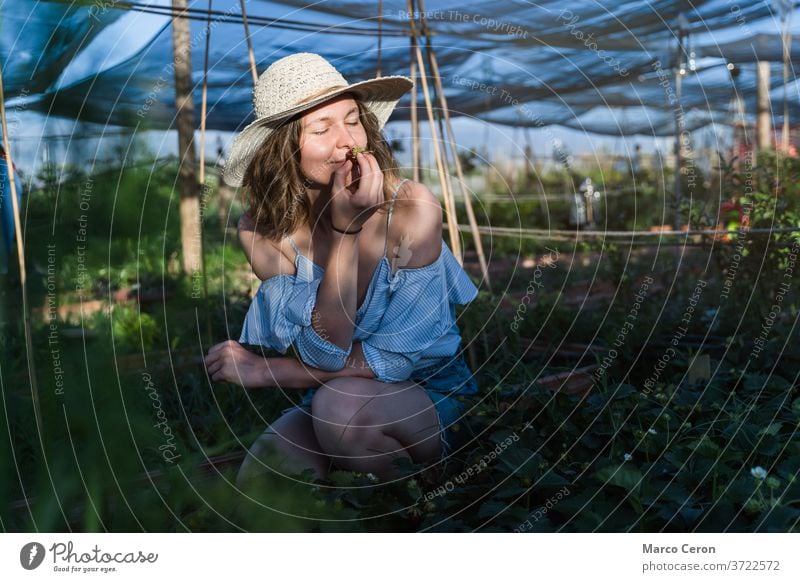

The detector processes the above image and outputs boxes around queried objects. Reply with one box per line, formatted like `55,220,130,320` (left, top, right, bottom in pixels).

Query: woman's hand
330,152,384,231
204,340,278,388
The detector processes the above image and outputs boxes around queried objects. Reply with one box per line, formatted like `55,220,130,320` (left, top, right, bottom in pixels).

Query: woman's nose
335,124,357,148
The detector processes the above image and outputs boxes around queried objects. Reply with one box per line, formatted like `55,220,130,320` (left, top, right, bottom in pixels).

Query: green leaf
536,470,572,488
758,422,783,437
679,506,704,526
496,448,539,477
477,500,510,519
328,471,356,486
491,485,530,499
594,464,644,493
687,436,721,457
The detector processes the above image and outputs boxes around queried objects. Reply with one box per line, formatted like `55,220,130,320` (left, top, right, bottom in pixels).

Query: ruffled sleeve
239,271,352,370
361,241,478,382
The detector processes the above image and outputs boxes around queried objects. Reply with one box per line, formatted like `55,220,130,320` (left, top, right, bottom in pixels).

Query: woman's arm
311,231,360,349
238,213,297,281
310,154,384,351
281,342,376,387
204,340,376,388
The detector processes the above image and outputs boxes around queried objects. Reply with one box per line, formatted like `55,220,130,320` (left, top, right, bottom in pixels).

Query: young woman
204,53,479,483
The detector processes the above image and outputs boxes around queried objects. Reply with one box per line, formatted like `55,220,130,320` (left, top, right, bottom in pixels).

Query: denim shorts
285,353,478,462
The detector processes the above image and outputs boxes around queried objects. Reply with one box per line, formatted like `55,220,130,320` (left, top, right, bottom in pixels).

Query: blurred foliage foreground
1,151,799,532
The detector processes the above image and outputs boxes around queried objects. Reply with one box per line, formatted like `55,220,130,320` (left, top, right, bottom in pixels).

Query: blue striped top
239,179,480,383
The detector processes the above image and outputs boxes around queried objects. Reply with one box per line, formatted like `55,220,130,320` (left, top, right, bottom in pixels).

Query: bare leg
236,407,331,487
311,377,442,480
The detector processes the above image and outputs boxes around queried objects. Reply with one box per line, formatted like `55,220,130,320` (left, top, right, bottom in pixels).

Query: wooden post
757,61,772,152
171,0,203,277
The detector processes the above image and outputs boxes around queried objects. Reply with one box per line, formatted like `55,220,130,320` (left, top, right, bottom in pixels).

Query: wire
92,0,410,37
444,223,800,239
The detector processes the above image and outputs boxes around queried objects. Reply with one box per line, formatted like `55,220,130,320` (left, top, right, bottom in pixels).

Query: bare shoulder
390,180,443,268
237,215,296,281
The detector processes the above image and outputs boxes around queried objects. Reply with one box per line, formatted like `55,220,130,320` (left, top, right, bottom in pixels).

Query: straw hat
224,53,413,187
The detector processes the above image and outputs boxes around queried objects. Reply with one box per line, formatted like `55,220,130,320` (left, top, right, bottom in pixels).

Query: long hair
242,97,401,241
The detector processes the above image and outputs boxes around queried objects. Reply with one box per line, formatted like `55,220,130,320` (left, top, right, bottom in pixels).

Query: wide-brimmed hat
223,53,413,187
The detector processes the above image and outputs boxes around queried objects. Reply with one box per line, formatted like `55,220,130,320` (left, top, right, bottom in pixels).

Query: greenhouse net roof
3,0,800,136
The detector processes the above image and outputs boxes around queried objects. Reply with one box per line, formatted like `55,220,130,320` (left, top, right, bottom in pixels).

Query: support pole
757,60,772,152
406,0,461,260
0,61,42,434
376,0,383,77
409,36,420,183
781,9,792,152
199,0,212,185
417,0,491,289
239,0,258,86
171,0,203,276
673,19,687,232
197,0,213,343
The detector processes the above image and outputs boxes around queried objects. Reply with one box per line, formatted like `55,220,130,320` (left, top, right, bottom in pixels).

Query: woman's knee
236,430,279,486
237,409,327,485
312,380,381,427
311,382,385,456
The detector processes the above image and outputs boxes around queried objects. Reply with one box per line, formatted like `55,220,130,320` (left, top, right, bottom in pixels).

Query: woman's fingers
204,352,225,379
356,152,382,202
330,152,384,226
333,159,353,191
206,358,223,376
208,339,236,355
204,351,218,368
205,340,243,382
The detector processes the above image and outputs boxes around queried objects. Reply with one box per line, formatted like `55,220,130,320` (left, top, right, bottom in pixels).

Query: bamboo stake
417,0,491,290
376,0,383,77
781,11,792,152
406,0,461,260
409,42,420,183
756,61,772,152
197,0,213,344
199,0,212,185
0,63,43,434
239,0,258,86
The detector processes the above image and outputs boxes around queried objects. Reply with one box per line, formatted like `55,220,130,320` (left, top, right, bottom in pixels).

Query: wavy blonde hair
242,97,401,242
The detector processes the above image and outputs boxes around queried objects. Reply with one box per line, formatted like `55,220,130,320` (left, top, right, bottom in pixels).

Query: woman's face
298,94,368,185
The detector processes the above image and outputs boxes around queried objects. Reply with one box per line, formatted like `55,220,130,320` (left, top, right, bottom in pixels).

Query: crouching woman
204,53,480,483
